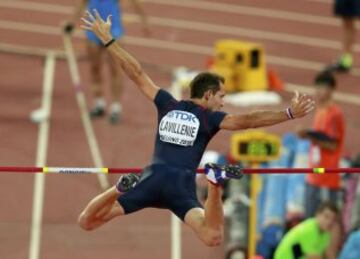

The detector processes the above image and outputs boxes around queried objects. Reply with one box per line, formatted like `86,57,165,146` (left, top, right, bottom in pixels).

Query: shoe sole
224,165,243,179
205,163,243,180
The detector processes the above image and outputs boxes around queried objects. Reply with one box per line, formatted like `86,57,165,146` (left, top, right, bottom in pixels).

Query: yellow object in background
229,130,281,258
211,66,237,92
212,40,268,93
230,130,281,162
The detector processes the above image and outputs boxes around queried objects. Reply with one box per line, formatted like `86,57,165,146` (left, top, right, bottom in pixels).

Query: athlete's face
316,208,337,232
206,84,226,111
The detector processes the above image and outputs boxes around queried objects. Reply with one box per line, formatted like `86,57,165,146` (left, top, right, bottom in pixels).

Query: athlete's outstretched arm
81,10,160,100
220,92,315,130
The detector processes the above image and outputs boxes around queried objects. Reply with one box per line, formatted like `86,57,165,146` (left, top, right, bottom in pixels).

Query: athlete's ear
204,90,211,101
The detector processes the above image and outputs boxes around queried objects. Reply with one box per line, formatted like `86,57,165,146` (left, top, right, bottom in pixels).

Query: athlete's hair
190,72,225,98
316,201,339,215
314,71,336,89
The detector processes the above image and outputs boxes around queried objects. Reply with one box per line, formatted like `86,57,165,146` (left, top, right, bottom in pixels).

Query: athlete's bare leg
184,183,224,247
78,186,124,231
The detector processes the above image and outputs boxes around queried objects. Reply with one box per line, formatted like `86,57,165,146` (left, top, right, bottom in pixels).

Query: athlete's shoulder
154,89,178,111
155,89,176,101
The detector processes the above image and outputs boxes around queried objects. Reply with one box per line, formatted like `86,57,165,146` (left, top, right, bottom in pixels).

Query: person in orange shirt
299,71,345,216
298,71,345,259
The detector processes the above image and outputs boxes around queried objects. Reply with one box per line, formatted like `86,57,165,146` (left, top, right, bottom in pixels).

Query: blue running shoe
204,163,243,185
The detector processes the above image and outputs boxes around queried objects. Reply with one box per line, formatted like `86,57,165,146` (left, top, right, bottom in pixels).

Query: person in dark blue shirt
78,11,315,247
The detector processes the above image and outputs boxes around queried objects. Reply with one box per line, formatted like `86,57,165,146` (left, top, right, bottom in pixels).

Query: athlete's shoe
89,106,105,119
109,111,121,125
115,173,140,193
204,163,243,186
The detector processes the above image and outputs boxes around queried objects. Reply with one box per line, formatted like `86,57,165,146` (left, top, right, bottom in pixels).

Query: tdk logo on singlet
159,110,200,146
167,111,198,122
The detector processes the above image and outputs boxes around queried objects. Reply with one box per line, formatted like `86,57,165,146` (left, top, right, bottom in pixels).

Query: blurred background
0,0,359,259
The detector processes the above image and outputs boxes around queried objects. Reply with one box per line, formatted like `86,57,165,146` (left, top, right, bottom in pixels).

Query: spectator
298,72,345,259
274,202,338,259
298,72,345,218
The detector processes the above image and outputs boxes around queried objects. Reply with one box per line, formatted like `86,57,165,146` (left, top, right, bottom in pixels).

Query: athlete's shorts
335,0,360,17
117,164,203,221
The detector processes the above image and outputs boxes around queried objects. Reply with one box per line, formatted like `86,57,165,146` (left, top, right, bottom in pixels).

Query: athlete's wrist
100,33,114,45
104,38,116,48
285,107,295,120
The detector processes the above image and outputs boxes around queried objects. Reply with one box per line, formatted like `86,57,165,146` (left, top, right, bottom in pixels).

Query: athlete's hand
81,9,113,45
290,91,315,118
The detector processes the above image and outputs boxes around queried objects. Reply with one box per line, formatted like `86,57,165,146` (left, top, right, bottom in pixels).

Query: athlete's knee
78,212,94,231
201,229,223,247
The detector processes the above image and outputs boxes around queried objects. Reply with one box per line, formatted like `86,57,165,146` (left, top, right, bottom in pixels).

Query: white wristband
286,107,294,119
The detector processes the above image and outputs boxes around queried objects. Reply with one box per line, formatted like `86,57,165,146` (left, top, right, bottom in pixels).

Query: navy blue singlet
118,89,227,220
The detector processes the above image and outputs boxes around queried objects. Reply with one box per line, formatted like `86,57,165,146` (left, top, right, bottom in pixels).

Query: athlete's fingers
93,9,103,23
301,103,314,110
298,93,307,103
304,98,314,106
86,10,95,22
294,91,299,101
81,17,93,27
303,104,314,112
80,24,92,31
299,97,310,106
106,15,112,25
299,96,311,105
303,101,315,110
305,106,315,113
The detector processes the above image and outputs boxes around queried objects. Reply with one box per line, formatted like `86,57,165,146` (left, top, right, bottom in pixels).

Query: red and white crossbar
0,166,359,174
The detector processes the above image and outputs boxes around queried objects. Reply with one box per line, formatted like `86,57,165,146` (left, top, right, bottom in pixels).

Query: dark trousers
304,183,339,218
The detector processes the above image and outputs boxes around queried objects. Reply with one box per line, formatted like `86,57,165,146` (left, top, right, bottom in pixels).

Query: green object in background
313,168,325,174
339,53,353,69
274,218,330,259
233,131,281,162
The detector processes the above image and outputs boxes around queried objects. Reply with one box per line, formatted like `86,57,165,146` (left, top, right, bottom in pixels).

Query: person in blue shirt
77,11,315,247
64,0,149,124
339,229,360,259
